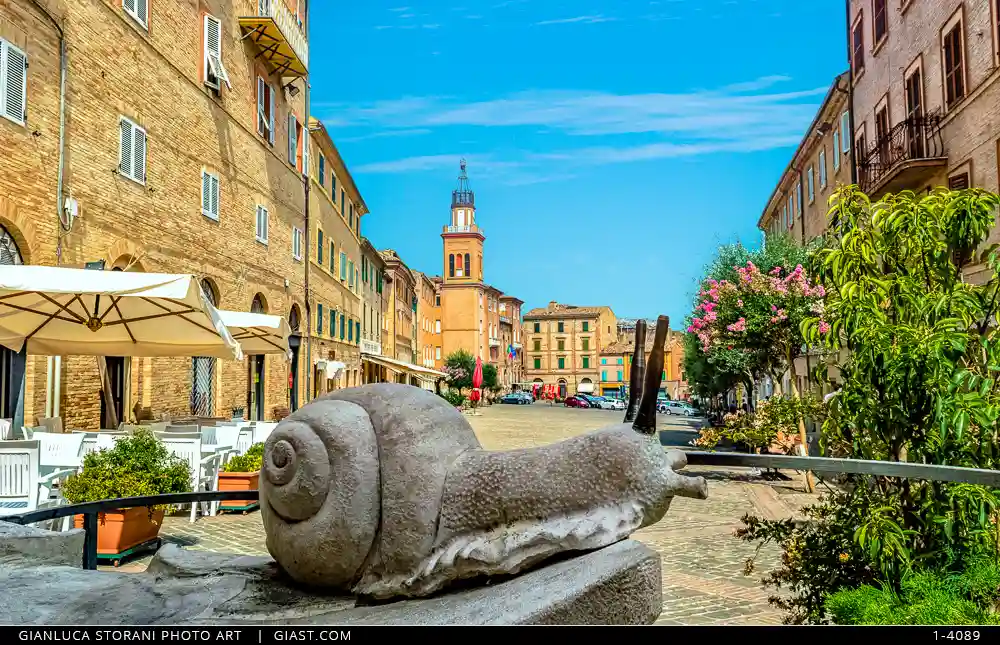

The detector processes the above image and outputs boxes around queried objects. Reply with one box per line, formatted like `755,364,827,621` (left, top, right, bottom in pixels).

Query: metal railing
7,452,1000,573
442,224,483,235
256,0,309,71
858,114,945,194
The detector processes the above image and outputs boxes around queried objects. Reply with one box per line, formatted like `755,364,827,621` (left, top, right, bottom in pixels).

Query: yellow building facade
522,302,617,398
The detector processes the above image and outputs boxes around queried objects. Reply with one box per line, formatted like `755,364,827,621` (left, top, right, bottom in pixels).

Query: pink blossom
818,321,831,335
737,299,744,307
726,317,747,333
771,304,778,312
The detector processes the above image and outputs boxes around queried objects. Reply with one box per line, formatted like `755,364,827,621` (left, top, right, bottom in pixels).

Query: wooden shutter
133,124,146,183
202,171,212,216
204,15,230,90
256,77,266,135
288,114,297,165
2,41,27,125
119,119,133,179
268,85,275,145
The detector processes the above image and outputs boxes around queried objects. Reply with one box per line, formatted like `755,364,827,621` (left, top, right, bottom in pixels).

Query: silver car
599,398,626,410
659,400,696,416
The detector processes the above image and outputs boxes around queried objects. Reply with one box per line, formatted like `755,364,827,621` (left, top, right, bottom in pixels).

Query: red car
564,395,590,408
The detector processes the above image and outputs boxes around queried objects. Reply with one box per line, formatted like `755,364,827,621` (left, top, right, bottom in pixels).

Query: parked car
564,395,591,408
599,398,626,410
659,400,697,416
500,393,530,405
576,394,603,408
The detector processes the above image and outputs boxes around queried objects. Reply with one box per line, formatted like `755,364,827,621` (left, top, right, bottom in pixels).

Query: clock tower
442,159,484,283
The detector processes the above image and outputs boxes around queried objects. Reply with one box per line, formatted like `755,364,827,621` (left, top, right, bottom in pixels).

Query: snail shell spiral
260,400,380,588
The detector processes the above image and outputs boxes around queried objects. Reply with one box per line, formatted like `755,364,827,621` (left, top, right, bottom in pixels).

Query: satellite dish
60,197,78,231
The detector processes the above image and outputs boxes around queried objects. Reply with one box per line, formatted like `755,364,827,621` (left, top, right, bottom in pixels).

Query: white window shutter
263,207,269,242
136,0,148,26
268,85,275,145
201,171,211,215
2,41,27,125
211,175,219,218
133,125,146,183
123,0,137,14
288,114,296,165
119,119,133,179
203,16,230,90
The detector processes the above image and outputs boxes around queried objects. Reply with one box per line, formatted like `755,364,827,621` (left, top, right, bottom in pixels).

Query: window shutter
268,85,275,145
2,41,27,125
119,119,133,179
288,114,296,165
256,77,265,135
202,171,211,215
124,0,137,14
133,125,146,183
210,175,219,218
135,0,148,25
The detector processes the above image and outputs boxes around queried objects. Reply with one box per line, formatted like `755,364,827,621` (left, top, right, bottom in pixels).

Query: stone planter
74,507,164,564
218,471,260,513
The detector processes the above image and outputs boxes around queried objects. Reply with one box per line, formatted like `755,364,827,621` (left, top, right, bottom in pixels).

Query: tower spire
453,159,474,208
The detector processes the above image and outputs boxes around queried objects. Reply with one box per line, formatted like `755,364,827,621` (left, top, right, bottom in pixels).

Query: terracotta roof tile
523,303,609,319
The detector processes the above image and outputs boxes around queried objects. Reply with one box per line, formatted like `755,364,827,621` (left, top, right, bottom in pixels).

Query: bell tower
442,159,485,284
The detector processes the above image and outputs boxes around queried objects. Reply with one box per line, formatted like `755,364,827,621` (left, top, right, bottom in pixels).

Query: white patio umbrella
217,310,290,356
0,266,242,360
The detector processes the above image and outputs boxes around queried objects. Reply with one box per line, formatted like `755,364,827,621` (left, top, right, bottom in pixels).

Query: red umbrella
472,356,483,390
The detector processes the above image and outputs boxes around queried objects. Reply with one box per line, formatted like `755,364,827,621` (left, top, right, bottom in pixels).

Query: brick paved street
114,402,818,624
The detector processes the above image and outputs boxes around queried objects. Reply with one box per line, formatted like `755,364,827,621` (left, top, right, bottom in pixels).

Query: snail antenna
623,320,647,423
633,315,669,435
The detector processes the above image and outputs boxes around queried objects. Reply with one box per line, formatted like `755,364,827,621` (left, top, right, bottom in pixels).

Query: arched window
0,226,23,266
289,305,301,332
464,253,470,277
251,293,266,314
448,254,455,278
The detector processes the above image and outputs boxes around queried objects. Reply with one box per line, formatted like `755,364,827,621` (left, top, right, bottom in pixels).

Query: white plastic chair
252,422,278,445
32,432,84,476
0,419,12,440
155,431,220,521
214,426,241,467
235,427,255,456
0,440,73,521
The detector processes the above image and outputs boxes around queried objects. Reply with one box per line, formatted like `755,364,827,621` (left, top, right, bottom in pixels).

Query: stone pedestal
0,521,662,625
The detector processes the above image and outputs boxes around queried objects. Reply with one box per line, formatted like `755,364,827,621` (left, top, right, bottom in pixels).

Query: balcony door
905,63,925,158
0,227,25,426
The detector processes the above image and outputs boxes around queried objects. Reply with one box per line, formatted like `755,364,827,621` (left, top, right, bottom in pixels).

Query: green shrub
224,443,264,473
826,561,1000,625
440,390,466,407
61,429,192,512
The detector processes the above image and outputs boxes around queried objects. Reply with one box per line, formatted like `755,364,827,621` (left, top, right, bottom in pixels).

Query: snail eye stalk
624,320,647,423
633,315,669,435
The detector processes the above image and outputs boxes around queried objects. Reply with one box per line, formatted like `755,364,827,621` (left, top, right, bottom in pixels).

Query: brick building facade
0,0,315,428
522,302,617,398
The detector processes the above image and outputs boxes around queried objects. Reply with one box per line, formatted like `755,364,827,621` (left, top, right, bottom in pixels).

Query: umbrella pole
97,357,119,429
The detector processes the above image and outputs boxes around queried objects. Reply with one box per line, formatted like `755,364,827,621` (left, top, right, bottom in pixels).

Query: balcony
499,315,512,325
513,341,522,350
239,0,309,78
489,337,501,347
361,339,381,356
858,115,946,197
442,224,484,236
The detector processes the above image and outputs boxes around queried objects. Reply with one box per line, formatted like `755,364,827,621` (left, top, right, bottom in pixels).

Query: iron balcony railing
858,114,945,194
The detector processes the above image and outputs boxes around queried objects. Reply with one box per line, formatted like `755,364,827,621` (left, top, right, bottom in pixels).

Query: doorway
100,356,126,429
248,355,265,421
288,304,301,412
0,225,25,425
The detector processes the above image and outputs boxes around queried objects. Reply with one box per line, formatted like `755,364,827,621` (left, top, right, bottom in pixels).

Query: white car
658,400,697,416
599,398,626,410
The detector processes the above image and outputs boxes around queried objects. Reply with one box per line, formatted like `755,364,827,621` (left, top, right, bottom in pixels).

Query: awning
218,309,290,356
0,266,242,360
361,353,447,379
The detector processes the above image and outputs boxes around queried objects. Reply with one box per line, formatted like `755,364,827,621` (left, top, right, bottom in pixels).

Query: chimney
548,301,558,310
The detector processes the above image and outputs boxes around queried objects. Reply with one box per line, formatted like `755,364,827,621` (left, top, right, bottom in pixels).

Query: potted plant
61,429,191,566
218,443,264,513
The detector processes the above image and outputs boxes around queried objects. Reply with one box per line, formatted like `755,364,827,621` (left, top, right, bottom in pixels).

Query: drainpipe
302,0,312,404
846,0,858,185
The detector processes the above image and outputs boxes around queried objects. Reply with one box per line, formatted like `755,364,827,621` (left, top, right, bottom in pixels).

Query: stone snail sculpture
260,315,707,600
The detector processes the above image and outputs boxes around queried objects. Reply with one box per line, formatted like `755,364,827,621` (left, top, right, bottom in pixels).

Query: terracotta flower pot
74,507,164,556
218,470,260,512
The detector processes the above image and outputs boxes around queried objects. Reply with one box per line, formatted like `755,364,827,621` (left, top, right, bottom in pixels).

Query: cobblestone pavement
112,402,819,624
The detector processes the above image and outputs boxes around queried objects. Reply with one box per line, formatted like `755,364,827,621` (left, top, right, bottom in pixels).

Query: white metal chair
252,422,278,445
0,440,74,522
155,431,220,521
20,426,43,441
164,425,199,434
32,432,84,476
235,427,255,456
213,426,241,467
0,419,12,441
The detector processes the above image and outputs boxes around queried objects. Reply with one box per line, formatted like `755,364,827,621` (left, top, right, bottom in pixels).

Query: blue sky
309,0,848,324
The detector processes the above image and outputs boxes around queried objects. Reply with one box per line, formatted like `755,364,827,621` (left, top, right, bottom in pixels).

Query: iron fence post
82,511,98,570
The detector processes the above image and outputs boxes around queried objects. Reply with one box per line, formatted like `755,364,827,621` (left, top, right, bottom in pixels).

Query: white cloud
534,15,617,26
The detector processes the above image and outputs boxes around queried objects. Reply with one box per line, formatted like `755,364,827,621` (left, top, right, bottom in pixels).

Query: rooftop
524,301,611,319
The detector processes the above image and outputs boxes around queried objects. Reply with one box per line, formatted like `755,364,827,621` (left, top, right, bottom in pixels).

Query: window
118,117,147,185
436,347,441,360
557,339,565,351
833,131,841,170
317,230,323,264
533,322,540,333
948,172,970,190
331,172,336,194
0,39,27,125
123,0,148,28
994,0,1000,67
582,321,589,332
317,304,324,336
201,170,220,220
340,252,347,280
841,112,851,153
340,315,345,340
349,261,355,288
203,15,231,91
557,322,564,333
617,370,622,381
617,358,623,365
601,371,607,381
448,254,455,277
782,205,788,229
435,320,441,333
256,77,275,144
329,241,335,270
856,129,867,164
319,155,326,186
348,317,353,342
582,357,590,369
807,167,815,203
288,115,299,168
340,189,345,214
292,227,302,260
582,338,590,351
875,97,890,161
942,13,966,108
349,204,354,230
435,295,441,306
356,321,361,344
872,0,887,47
558,357,565,370
601,358,607,365
464,253,470,277
533,358,541,370
255,205,269,244
851,12,864,77
819,150,828,188
905,59,925,157
329,310,335,336
795,182,802,216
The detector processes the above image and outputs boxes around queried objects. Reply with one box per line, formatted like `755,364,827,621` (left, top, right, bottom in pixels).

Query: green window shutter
330,311,335,336
558,357,565,369
533,322,540,332
356,321,361,344
601,370,606,381
617,370,622,381
662,370,666,380
618,358,623,365
317,304,323,335
318,230,323,263
582,338,589,351
582,357,589,369
348,319,353,342
601,358,606,365
558,322,564,332
340,315,345,339
583,322,589,332
534,358,541,369
340,253,347,280
533,340,540,351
